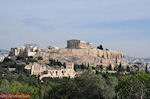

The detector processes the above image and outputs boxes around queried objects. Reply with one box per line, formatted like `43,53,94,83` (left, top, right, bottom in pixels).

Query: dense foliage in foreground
0,61,150,99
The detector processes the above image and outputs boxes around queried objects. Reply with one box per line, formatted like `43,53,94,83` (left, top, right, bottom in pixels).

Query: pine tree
97,45,103,50
107,64,112,71
100,65,103,72
118,63,122,72
126,65,130,72
145,65,148,73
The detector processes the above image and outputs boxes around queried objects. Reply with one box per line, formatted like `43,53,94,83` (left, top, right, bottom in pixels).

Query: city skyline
0,0,150,58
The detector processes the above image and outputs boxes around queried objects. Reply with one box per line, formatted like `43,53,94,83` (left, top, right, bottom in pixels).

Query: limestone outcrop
59,49,123,59
38,48,127,68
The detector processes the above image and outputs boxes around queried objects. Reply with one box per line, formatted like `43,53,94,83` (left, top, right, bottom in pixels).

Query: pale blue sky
0,0,150,57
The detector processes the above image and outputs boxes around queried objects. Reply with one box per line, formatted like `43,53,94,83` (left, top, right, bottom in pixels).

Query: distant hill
0,49,9,54
124,55,135,60
144,57,150,61
0,50,10,57
124,55,150,61
145,57,150,59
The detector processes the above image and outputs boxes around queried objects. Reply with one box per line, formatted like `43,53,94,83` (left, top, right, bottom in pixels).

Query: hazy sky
0,0,150,58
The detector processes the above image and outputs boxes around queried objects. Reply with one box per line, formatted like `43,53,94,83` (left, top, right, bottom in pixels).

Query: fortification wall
58,48,123,59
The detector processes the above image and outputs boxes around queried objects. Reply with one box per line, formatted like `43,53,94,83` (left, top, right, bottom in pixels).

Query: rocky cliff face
59,49,123,59
38,48,127,68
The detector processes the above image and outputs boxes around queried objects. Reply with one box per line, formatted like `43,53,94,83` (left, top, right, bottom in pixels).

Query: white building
47,46,59,50
10,44,39,57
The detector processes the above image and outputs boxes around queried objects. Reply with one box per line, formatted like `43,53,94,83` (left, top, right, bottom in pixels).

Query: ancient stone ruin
67,39,93,49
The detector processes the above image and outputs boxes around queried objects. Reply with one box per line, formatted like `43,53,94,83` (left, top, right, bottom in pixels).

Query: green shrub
37,56,43,60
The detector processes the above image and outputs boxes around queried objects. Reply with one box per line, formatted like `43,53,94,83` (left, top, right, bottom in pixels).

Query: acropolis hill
10,39,128,69
44,39,127,68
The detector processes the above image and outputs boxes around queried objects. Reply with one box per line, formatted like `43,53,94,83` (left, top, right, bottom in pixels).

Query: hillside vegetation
0,57,150,99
